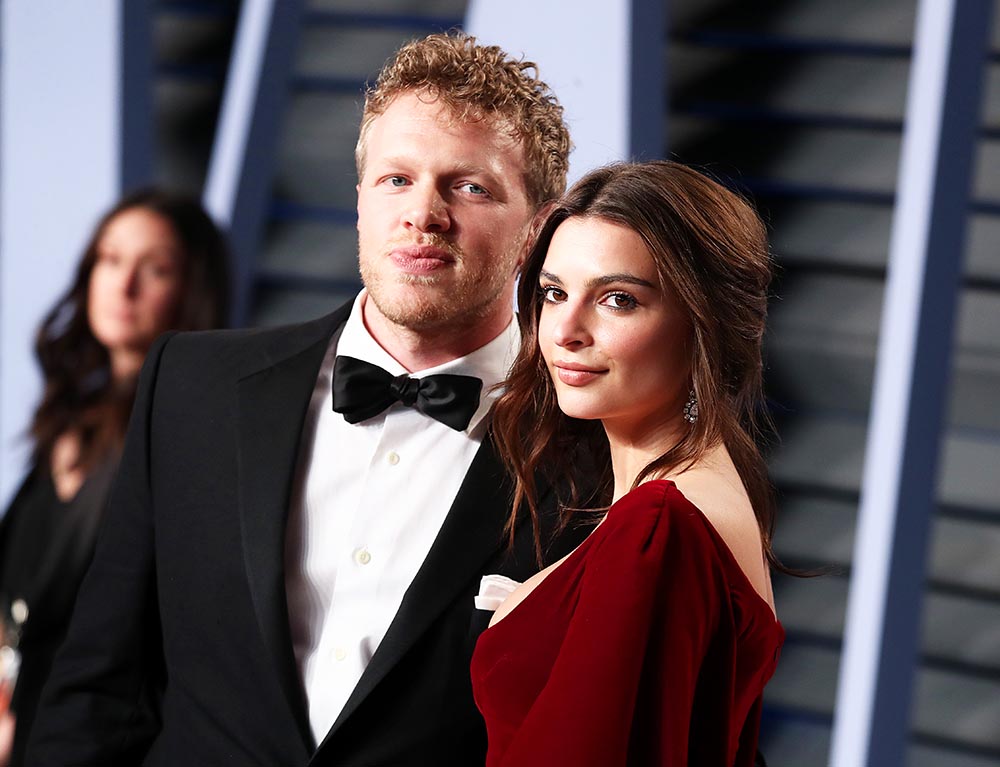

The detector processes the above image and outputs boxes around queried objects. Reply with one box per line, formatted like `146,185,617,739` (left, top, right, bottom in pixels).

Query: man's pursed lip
389,245,455,273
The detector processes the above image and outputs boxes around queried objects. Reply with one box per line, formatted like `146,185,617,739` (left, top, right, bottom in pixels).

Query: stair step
275,91,361,209
766,274,1000,429
672,47,909,123
251,286,356,327
767,202,1000,283
672,0,917,48
295,24,444,83
766,642,1000,751
770,415,1000,514
775,566,1000,670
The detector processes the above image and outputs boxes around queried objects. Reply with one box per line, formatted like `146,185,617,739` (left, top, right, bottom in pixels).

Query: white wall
465,1,633,184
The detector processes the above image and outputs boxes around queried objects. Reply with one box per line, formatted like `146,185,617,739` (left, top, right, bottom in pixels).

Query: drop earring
683,390,699,424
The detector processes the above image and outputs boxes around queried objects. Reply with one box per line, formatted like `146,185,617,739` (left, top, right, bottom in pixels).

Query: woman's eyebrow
539,269,654,289
539,269,563,284
588,273,656,289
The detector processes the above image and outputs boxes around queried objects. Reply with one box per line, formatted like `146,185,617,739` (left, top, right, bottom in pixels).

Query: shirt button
387,451,400,465
334,647,347,662
11,599,28,625
354,547,372,566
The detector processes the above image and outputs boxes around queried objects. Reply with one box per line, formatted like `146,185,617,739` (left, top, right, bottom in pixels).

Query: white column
203,0,305,326
0,2,124,507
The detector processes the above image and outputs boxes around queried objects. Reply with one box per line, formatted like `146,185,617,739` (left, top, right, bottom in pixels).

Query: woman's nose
549,303,592,348
120,264,141,297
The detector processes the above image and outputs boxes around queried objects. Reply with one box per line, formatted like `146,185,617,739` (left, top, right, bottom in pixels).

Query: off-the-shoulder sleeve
493,481,728,766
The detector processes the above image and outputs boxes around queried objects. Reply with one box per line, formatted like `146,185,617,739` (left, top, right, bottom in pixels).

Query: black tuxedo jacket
26,302,589,766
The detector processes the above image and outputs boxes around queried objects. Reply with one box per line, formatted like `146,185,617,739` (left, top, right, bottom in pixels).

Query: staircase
153,0,241,195
669,0,1000,763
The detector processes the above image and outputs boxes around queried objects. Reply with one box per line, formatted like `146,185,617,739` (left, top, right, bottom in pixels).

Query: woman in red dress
472,161,784,766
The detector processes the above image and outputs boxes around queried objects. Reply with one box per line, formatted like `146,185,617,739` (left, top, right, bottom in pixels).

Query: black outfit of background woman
0,188,229,767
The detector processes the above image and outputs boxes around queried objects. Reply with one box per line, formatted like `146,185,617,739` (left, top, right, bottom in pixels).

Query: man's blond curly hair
356,32,571,207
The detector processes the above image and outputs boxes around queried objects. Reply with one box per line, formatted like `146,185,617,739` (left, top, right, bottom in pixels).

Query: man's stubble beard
359,241,518,334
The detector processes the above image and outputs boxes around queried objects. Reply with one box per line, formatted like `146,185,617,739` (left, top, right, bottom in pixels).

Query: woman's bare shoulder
665,447,774,610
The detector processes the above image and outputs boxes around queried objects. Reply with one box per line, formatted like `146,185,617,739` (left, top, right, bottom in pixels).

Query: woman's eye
604,292,638,310
540,285,565,303
144,262,177,280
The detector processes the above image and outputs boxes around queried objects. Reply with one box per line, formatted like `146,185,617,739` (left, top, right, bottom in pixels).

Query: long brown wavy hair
493,161,780,567
29,187,230,473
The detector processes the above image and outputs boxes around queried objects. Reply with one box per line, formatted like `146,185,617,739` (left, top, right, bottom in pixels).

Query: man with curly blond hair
357,33,570,207
28,31,577,767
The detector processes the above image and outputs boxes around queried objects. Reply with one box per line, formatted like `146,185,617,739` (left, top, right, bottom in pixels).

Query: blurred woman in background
0,188,230,766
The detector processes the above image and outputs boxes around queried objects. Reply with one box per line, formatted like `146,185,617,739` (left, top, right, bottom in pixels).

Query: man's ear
356,184,362,231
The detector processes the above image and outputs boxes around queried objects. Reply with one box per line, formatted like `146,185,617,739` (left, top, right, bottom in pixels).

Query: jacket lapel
235,305,351,750
322,430,517,742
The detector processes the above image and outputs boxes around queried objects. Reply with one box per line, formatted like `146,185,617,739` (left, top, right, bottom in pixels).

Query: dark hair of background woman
29,186,231,471
493,160,781,568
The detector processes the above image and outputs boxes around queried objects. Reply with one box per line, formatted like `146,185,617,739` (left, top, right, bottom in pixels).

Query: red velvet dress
471,480,784,766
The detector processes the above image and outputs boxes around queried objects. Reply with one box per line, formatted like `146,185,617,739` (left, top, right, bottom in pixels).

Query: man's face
356,91,534,337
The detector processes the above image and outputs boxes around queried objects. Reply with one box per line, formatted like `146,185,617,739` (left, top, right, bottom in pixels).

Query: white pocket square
474,574,521,611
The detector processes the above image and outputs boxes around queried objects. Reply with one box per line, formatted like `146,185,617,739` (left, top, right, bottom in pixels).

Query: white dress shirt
284,290,519,743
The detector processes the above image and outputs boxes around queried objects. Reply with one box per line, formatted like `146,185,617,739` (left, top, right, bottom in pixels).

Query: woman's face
537,216,690,435
87,207,185,358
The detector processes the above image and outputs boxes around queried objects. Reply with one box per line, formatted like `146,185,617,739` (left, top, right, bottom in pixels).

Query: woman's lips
389,245,455,274
553,363,607,386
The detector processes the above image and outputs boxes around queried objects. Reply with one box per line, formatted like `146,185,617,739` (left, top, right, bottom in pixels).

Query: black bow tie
331,355,483,431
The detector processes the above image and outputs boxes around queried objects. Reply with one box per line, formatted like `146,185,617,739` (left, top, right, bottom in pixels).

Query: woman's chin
554,400,603,422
